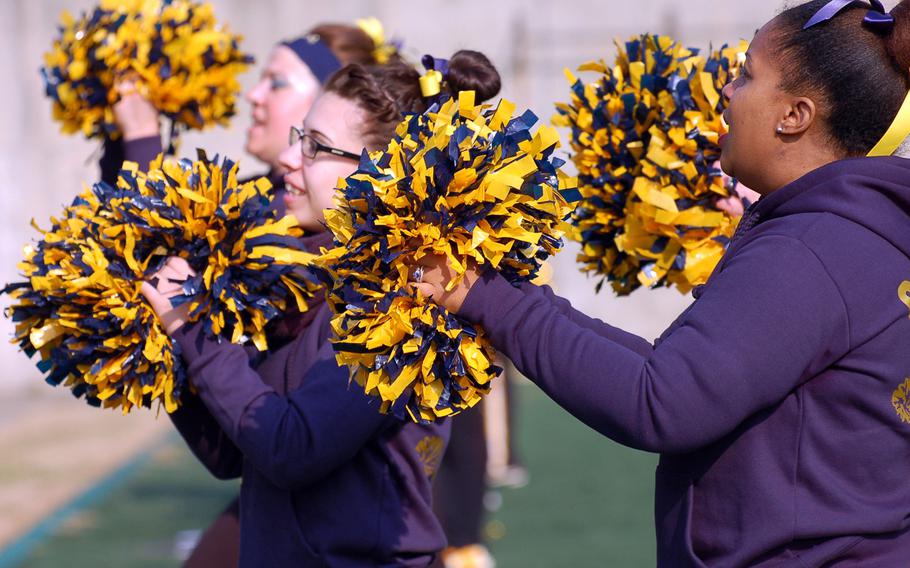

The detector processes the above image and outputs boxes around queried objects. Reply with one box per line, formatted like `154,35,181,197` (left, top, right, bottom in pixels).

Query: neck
760,143,847,196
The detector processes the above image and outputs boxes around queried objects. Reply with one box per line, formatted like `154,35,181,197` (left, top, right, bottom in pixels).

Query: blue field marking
0,434,172,568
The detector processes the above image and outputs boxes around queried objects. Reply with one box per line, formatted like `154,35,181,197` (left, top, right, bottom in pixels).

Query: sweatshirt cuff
459,271,528,336
123,135,163,170
171,321,209,364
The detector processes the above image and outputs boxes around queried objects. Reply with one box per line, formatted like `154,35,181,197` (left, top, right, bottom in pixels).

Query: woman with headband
415,1,910,564
102,23,380,214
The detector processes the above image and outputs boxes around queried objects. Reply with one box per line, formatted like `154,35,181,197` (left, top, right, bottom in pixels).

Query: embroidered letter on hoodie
900,281,910,318
892,281,910,423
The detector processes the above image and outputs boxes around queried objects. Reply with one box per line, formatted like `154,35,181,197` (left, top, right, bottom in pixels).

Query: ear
778,96,816,135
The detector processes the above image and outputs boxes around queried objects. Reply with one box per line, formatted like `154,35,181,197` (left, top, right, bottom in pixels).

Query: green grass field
11,384,657,567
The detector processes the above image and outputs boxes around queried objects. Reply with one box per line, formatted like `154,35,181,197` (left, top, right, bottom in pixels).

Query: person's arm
100,137,126,186
458,235,849,453
122,136,163,170
168,391,244,480
99,89,163,183
518,281,654,356
171,326,390,490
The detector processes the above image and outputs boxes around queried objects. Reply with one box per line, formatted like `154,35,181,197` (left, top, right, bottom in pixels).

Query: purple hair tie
803,0,894,32
419,55,450,100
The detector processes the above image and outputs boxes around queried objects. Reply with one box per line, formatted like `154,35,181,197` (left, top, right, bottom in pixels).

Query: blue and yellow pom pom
41,0,253,142
3,155,312,414
315,92,578,423
554,35,747,295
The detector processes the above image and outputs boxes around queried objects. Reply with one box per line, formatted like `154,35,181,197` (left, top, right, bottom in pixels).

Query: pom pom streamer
41,0,253,143
2,155,313,414
314,92,579,422
554,35,747,295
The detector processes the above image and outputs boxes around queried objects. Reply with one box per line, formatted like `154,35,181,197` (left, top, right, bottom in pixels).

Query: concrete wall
0,0,796,393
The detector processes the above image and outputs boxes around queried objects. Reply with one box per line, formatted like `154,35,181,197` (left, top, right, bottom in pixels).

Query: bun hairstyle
323,50,502,150
771,0,910,156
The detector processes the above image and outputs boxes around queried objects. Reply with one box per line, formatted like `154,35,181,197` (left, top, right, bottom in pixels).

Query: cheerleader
415,1,910,564
140,51,502,566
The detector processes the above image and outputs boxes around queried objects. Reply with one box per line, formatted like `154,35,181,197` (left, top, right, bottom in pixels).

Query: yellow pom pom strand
554,35,748,295
312,92,579,423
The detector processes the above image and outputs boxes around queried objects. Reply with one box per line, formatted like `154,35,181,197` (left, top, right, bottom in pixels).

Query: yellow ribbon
420,70,443,98
356,17,394,64
868,90,910,157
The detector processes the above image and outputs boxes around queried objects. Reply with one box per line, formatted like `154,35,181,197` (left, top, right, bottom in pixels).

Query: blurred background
0,0,795,566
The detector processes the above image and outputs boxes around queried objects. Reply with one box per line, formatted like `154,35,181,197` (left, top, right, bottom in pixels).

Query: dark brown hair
308,23,377,67
324,50,502,150
771,0,910,155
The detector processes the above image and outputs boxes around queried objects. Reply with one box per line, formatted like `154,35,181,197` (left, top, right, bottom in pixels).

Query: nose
246,78,268,105
278,140,302,174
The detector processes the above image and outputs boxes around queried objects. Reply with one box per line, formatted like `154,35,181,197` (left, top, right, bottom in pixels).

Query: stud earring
776,126,784,134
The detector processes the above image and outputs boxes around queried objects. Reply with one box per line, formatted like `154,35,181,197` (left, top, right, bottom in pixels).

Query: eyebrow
305,127,333,145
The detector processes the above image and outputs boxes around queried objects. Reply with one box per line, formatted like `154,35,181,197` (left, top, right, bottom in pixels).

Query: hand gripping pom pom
40,0,253,144
553,35,748,295
2,155,316,414
312,92,579,423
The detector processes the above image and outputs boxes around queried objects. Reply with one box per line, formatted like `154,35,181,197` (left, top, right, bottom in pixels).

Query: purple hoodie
458,157,910,566
166,232,450,567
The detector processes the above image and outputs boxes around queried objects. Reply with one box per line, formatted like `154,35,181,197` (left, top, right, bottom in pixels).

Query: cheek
267,92,315,132
304,164,353,214
306,174,338,215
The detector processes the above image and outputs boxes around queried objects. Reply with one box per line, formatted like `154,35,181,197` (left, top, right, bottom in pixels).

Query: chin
244,138,260,160
289,211,317,231
719,152,734,178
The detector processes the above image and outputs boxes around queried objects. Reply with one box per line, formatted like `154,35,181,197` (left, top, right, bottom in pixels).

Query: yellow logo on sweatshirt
416,435,445,478
900,281,910,318
892,378,910,424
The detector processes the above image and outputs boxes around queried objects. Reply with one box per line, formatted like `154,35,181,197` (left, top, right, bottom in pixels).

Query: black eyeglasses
289,126,361,162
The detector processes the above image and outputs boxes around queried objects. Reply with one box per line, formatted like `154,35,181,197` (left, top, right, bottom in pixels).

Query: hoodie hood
753,156,910,259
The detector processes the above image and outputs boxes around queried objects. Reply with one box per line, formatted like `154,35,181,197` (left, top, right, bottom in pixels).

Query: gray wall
0,0,794,392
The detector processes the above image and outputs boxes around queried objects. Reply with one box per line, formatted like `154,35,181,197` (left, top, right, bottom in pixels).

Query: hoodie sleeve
171,324,389,490
460,234,850,453
168,392,244,480
517,281,654,356
99,136,162,185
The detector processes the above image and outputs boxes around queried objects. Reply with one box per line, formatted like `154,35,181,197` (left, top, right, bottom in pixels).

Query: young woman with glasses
98,22,379,568
140,51,503,567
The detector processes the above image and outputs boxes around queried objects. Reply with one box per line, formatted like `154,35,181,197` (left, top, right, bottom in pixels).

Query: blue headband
803,0,894,32
281,34,343,85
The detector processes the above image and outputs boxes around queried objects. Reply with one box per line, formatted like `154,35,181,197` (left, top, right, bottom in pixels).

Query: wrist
122,123,161,142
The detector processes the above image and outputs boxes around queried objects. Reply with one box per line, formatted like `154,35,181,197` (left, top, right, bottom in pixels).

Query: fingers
114,79,138,97
715,195,744,217
140,281,173,315
165,256,195,276
412,282,438,299
146,257,196,297
140,280,189,335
